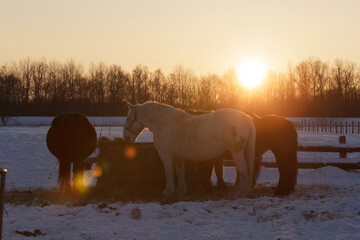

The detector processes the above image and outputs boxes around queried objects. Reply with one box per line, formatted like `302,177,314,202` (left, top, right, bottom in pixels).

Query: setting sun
237,60,267,89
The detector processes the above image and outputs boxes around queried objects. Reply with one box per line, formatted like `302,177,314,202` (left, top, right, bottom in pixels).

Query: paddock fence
86,143,360,172
292,120,360,134
224,145,360,170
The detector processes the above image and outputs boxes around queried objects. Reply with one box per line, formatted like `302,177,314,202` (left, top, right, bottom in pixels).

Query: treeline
0,57,359,116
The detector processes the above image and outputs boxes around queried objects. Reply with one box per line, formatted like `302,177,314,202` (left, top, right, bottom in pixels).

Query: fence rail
223,145,360,170
86,144,360,171
223,160,360,170
292,120,360,134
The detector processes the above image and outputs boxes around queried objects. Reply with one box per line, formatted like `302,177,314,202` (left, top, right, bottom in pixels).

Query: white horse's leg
232,151,248,197
159,153,176,198
174,157,187,196
244,131,256,192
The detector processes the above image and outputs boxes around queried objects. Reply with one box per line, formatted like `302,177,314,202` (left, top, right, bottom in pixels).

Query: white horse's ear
127,102,134,110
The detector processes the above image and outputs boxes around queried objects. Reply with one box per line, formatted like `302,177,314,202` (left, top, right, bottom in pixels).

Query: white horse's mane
136,102,189,127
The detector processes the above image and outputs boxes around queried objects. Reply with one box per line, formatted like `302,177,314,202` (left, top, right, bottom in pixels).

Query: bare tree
32,58,48,102
295,61,311,103
168,65,195,107
18,58,34,104
149,69,166,102
197,74,221,110
88,62,106,104
106,65,129,103
45,60,65,102
131,65,150,103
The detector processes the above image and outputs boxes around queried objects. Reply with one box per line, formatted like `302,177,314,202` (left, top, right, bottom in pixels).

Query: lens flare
125,145,137,159
82,172,95,189
73,173,85,192
92,165,103,178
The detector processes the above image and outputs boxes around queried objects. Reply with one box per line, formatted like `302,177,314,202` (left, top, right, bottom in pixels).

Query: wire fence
292,120,360,134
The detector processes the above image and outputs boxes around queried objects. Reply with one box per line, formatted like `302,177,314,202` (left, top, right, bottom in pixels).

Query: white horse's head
123,103,144,142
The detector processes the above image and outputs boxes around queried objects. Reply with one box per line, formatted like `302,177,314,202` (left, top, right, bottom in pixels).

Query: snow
3,116,126,127
0,117,360,239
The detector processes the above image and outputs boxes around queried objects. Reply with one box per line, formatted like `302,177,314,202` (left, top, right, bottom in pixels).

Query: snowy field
0,117,360,239
2,116,359,127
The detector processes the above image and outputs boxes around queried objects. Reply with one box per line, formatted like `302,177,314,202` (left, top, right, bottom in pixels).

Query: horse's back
257,115,297,146
211,108,255,134
152,105,255,160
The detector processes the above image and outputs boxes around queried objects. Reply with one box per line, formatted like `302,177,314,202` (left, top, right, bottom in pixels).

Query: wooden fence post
340,122,343,134
312,121,315,132
325,121,327,132
335,121,338,133
0,169,7,240
320,121,323,132
339,136,347,158
330,121,332,133
316,121,319,132
345,121,347,134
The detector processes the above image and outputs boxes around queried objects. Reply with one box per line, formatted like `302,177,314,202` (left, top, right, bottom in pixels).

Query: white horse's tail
245,123,256,191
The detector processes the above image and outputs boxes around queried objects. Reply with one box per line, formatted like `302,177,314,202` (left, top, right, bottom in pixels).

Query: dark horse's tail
58,159,72,192
253,156,262,186
47,122,73,192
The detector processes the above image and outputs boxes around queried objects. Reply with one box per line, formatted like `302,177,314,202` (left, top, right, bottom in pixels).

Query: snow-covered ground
2,116,126,127
0,117,360,239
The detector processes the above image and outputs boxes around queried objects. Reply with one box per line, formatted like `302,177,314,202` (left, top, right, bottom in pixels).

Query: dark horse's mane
46,112,97,193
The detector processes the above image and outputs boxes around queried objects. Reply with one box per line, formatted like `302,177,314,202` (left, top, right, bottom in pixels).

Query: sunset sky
1,0,360,74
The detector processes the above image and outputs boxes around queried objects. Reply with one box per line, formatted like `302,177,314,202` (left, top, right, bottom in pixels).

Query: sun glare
237,60,267,89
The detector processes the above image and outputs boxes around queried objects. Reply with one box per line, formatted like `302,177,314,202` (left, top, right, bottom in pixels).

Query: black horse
46,112,97,194
208,114,298,195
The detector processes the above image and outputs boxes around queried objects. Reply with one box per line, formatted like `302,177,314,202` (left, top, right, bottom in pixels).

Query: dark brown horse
251,114,298,195
94,137,223,197
209,114,298,195
46,112,97,194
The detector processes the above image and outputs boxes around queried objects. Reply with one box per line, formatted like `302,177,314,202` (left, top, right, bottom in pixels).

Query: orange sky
1,0,360,74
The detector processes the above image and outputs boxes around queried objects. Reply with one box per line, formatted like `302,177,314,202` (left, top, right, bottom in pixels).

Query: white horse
123,102,256,198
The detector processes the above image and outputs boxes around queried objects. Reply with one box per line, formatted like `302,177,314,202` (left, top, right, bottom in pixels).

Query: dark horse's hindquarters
253,115,298,195
46,112,97,193
216,114,298,195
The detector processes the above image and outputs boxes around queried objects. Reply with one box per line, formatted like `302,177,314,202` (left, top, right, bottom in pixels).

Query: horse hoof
217,181,227,191
176,188,187,197
234,190,248,198
274,186,294,196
